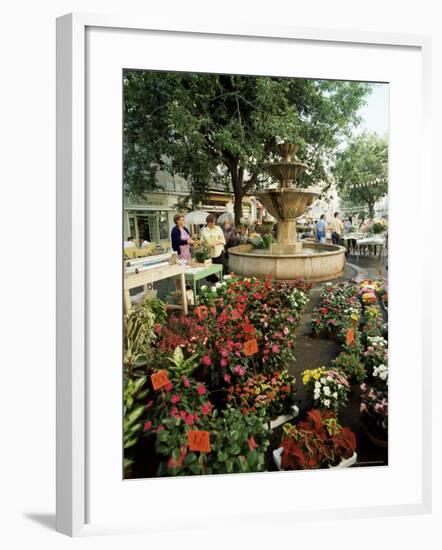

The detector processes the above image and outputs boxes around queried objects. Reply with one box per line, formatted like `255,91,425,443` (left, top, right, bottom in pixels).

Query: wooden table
184,264,223,302
123,263,188,314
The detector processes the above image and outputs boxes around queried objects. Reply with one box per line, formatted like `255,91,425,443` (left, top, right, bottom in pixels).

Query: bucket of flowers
273,409,357,470
302,367,350,413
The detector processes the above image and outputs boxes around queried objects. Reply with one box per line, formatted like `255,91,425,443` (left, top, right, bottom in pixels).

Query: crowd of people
125,211,385,274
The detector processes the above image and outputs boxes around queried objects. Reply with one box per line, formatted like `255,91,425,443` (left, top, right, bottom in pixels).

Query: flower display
158,275,312,386
279,410,356,470
360,383,388,441
226,370,298,419
308,281,362,335
331,351,366,383
302,367,350,412
364,336,388,368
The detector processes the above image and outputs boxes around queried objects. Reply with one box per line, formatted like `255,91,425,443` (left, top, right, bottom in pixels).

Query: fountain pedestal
270,217,302,254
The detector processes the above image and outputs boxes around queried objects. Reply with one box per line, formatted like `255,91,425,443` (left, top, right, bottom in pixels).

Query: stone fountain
228,143,346,282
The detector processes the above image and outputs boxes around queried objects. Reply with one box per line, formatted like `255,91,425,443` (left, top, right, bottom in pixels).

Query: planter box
191,259,212,267
273,447,357,471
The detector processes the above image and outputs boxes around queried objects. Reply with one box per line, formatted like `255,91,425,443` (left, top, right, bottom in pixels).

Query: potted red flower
273,409,357,470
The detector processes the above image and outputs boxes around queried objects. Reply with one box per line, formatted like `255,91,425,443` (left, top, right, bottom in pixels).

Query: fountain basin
228,243,346,282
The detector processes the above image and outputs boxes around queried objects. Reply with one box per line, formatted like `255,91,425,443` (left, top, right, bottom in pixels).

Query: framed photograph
56,13,432,536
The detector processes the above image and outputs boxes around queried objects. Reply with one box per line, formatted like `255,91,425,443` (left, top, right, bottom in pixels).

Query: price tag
151,370,170,390
243,338,258,356
187,430,211,453
346,328,355,346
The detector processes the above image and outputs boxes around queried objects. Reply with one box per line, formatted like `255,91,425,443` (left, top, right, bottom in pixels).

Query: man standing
315,214,327,244
330,212,344,245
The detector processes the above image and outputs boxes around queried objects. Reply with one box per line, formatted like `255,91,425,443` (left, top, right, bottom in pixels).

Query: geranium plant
279,409,356,470
302,367,350,412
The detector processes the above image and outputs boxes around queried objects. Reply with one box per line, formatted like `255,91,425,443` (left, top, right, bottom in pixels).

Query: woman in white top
200,214,226,281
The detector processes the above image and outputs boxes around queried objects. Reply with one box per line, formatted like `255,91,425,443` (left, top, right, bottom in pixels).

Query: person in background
171,213,194,263
344,219,351,233
140,238,151,248
222,219,239,274
123,236,136,248
330,211,344,245
316,214,326,244
201,214,226,282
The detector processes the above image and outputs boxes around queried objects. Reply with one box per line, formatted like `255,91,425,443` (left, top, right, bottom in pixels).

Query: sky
354,82,389,138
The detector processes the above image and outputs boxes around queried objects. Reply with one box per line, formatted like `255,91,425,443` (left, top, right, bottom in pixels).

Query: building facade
124,171,259,246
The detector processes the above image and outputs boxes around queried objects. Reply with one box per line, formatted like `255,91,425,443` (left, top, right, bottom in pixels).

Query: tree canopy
333,133,388,218
123,71,371,223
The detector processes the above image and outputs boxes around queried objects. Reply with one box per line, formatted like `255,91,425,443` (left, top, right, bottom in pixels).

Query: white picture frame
56,13,432,537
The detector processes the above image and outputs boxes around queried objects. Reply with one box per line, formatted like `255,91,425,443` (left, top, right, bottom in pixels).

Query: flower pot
329,452,357,469
273,447,357,471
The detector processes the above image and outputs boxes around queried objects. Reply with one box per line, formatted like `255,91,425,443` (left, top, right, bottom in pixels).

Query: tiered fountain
228,143,346,282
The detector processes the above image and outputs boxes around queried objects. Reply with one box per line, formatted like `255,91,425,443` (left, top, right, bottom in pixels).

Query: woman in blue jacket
171,213,194,263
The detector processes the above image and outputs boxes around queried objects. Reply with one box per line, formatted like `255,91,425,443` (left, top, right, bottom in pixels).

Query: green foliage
248,234,273,249
156,407,271,476
146,297,167,326
124,298,167,372
123,71,371,222
248,234,265,248
192,240,212,262
334,133,388,218
331,351,366,384
123,375,149,474
167,346,200,379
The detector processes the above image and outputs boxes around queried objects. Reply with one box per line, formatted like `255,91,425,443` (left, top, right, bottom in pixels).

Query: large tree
123,71,371,224
333,133,388,219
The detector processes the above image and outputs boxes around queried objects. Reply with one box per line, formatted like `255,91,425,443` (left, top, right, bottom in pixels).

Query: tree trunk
368,201,375,219
230,164,244,226
233,193,243,226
